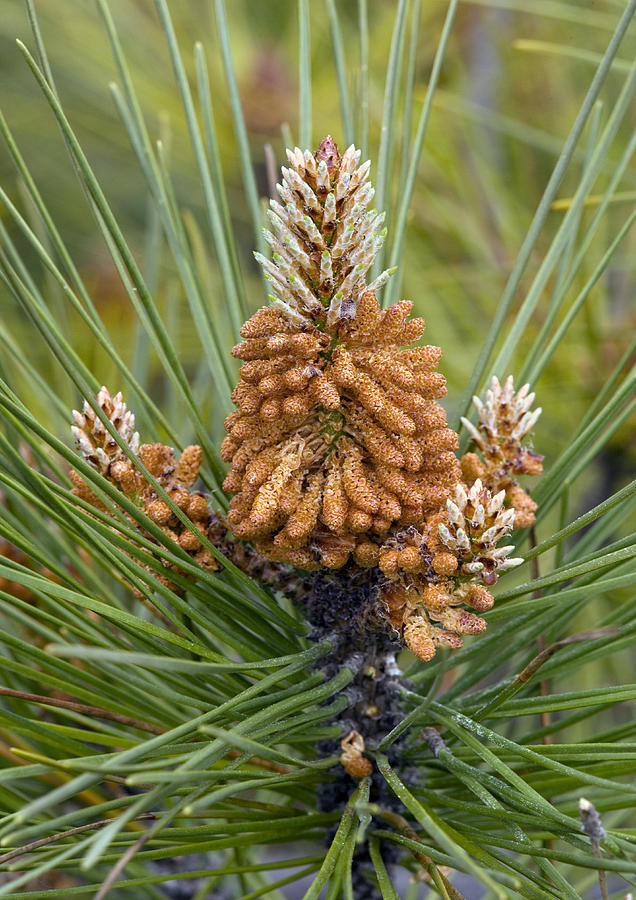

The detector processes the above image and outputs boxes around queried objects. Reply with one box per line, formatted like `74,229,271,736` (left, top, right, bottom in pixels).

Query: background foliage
0,0,635,897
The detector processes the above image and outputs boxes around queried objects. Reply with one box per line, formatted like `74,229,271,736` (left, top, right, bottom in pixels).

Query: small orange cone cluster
70,388,218,595
377,478,525,661
222,138,459,570
373,373,542,660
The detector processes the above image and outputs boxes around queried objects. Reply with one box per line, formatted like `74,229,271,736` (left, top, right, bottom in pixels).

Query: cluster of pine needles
0,1,635,898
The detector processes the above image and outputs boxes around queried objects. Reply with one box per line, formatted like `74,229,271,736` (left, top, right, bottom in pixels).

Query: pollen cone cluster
69,141,545,668
70,388,219,595
374,374,542,662
460,376,543,528
377,477,524,661
222,137,460,570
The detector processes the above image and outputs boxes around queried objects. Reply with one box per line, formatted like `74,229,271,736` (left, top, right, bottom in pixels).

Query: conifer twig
0,687,290,774
0,687,165,734
475,626,621,721
94,825,153,900
0,814,156,865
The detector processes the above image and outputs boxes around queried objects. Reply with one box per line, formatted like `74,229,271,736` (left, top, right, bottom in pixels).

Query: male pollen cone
222,137,460,569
